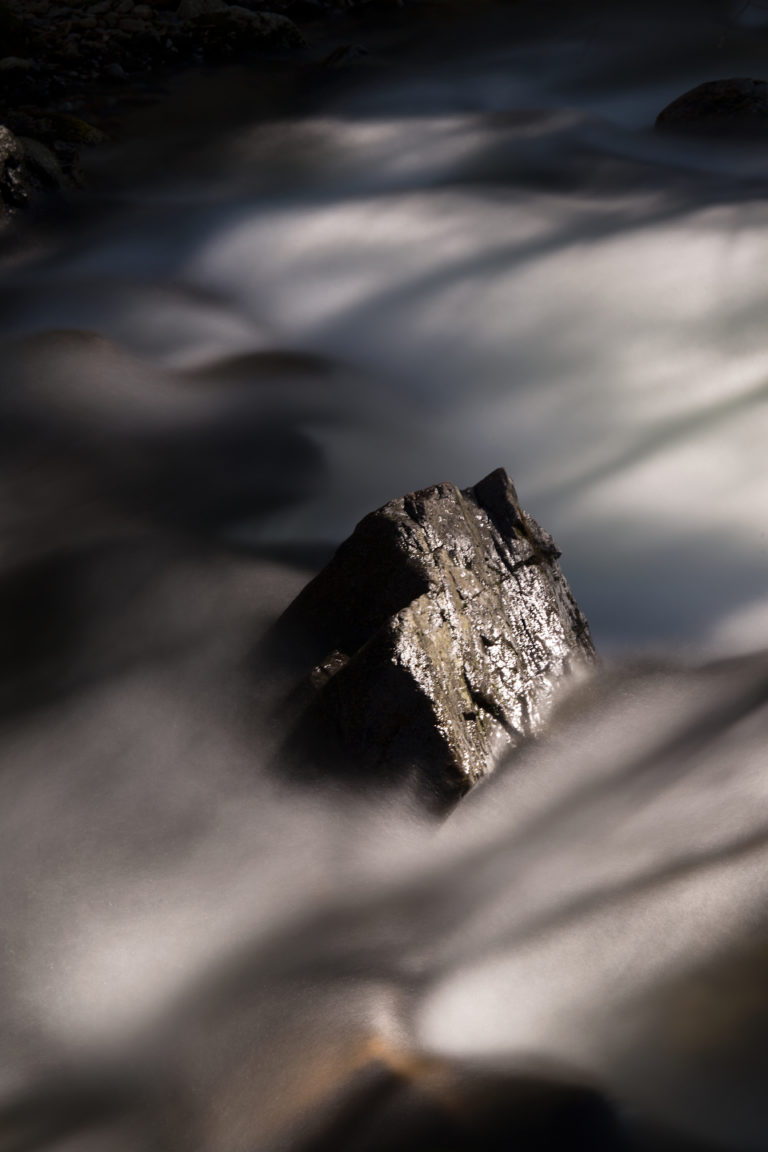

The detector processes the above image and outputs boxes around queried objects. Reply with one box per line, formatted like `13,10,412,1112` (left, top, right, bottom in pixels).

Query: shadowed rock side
269,468,596,807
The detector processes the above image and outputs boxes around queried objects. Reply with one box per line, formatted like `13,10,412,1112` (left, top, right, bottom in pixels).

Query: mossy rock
46,112,108,145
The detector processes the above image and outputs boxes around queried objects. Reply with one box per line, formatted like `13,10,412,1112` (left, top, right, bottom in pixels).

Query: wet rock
655,77,768,138
0,124,30,212
271,468,596,807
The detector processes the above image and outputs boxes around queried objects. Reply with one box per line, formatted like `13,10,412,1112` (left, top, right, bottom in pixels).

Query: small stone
78,12,97,25
105,60,127,77
119,14,145,28
132,2,153,13
117,0,133,10
0,124,29,212
46,112,108,144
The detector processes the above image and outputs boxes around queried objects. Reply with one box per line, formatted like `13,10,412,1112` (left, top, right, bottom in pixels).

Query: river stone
0,124,29,212
655,78,768,138
272,468,596,806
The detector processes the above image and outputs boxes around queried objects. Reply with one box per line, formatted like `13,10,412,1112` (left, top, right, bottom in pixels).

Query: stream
1,1,768,1148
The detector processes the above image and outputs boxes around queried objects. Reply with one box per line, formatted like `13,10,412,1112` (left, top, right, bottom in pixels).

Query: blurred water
1,2,768,1149
2,0,768,651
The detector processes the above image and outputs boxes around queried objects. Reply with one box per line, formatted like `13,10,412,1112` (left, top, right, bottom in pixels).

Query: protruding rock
655,78,768,138
271,469,596,808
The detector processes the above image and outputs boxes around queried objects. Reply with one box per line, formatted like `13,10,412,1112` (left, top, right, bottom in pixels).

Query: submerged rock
271,468,595,807
655,78,768,138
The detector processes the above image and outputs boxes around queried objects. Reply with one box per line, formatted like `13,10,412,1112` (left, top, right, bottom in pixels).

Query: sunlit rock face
272,468,595,805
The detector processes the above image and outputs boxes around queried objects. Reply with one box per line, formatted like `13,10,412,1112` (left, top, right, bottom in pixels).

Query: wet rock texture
0,124,29,211
274,468,596,805
655,78,768,138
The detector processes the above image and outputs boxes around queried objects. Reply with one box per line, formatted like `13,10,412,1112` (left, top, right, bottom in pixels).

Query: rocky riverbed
0,0,442,213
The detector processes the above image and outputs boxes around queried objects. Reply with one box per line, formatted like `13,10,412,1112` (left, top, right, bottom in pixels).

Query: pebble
132,4,153,15
117,0,134,11
119,16,145,30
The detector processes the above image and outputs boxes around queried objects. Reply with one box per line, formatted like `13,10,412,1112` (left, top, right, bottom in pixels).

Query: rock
180,5,305,54
0,124,30,211
0,56,35,71
19,135,63,186
655,77,768,138
176,0,227,16
270,468,596,807
46,111,108,144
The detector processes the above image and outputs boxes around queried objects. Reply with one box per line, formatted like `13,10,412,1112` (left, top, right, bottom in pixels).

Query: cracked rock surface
272,468,596,807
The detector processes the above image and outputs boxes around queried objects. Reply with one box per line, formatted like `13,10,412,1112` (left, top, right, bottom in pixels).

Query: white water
1,1,768,1149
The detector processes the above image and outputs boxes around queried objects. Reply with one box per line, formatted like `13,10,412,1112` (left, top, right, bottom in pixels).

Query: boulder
270,468,596,807
655,77,768,138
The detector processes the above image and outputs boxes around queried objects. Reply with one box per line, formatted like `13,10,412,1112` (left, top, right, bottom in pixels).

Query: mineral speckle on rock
0,124,30,212
270,468,596,807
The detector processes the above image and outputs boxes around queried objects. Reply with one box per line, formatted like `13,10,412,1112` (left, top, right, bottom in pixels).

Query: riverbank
0,0,491,217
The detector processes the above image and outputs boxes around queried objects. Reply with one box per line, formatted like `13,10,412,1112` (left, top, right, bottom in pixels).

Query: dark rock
270,468,596,807
655,78,768,138
0,123,30,211
18,135,63,186
294,1059,626,1152
179,6,306,56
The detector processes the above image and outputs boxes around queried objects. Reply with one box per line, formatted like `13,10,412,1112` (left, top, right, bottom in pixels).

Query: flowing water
2,1,768,1148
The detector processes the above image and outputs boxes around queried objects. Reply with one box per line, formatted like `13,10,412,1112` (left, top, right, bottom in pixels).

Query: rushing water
1,1,768,1149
